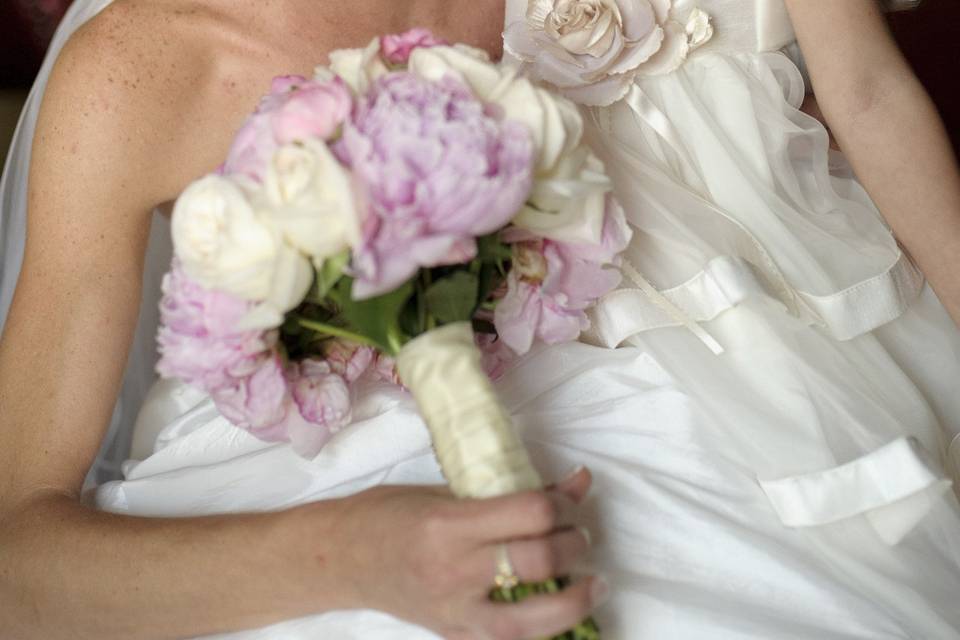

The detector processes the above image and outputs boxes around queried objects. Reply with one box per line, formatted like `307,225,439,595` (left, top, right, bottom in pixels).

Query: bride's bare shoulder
40,0,285,206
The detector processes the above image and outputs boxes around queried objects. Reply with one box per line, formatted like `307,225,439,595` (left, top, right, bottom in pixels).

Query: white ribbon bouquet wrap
158,26,631,640
397,323,543,499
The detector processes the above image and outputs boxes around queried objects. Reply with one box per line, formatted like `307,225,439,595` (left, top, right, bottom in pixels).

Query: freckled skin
81,0,508,212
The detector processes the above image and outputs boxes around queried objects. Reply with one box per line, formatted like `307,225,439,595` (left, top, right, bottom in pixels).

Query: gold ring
494,543,520,589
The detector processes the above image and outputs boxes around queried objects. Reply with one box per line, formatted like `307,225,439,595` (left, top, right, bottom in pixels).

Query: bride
2,0,959,638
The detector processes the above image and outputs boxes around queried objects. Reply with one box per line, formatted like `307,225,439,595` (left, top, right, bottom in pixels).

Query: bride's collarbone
80,0,508,211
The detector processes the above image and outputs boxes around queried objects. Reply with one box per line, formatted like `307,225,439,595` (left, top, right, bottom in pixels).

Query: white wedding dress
2,0,959,638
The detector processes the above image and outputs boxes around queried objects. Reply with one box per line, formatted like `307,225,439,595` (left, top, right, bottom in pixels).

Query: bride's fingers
546,466,592,505
473,577,605,640
500,526,591,583
460,491,561,542
463,527,590,587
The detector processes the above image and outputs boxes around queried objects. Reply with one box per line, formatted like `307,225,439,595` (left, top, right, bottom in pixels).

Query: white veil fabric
0,0,172,485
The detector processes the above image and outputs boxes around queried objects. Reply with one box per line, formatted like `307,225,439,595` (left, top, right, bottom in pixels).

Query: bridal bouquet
157,28,628,639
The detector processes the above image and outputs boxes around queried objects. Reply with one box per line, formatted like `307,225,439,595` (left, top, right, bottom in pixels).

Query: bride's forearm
826,72,960,326
786,0,960,328
0,493,347,640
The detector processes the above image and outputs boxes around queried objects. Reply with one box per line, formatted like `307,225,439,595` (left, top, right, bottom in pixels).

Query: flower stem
489,578,601,639
294,318,381,349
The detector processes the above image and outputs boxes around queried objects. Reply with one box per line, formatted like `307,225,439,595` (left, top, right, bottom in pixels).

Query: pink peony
337,72,534,299
289,360,353,431
224,75,353,181
323,340,376,383
211,355,353,457
369,353,403,386
495,196,630,354
211,352,291,440
156,262,274,392
476,333,517,381
381,28,449,65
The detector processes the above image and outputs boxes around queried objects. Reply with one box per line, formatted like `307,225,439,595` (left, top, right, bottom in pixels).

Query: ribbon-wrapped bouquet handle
397,322,542,499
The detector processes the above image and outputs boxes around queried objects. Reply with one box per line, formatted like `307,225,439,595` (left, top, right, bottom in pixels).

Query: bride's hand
302,467,602,640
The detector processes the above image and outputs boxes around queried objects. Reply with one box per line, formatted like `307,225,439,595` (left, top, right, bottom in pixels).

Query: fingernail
561,465,586,482
578,525,592,547
590,576,610,607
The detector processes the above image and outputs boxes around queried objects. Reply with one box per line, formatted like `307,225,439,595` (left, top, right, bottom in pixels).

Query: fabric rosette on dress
504,0,715,106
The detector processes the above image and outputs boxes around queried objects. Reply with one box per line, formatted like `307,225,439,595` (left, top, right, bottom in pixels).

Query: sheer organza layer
584,50,923,352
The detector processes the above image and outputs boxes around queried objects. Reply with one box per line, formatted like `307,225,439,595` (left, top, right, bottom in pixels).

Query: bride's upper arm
0,7,229,506
784,0,918,122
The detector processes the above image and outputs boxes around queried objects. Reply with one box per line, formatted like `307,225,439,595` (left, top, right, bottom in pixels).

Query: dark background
0,0,957,163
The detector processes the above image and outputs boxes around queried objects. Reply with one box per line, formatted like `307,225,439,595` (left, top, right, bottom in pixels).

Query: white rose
325,38,389,94
408,45,583,176
512,147,611,245
172,175,312,330
239,238,314,331
262,139,360,263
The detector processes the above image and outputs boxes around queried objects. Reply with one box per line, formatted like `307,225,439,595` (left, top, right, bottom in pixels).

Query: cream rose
512,146,611,244
172,175,312,330
262,139,360,264
324,38,389,95
504,0,714,106
408,45,583,176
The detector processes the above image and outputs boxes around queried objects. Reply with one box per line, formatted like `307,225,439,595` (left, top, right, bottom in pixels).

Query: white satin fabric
1,0,957,637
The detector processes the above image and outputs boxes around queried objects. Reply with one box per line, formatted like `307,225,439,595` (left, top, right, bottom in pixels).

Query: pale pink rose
289,360,353,432
282,409,337,458
268,77,353,144
476,333,517,381
224,75,353,181
495,196,630,354
369,353,403,386
323,341,376,383
495,271,589,354
381,28,449,65
212,352,291,440
504,0,713,106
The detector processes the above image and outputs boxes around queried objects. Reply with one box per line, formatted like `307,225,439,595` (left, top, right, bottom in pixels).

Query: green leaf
334,277,414,355
424,271,480,325
398,295,422,338
312,251,351,301
477,233,513,264
477,262,505,307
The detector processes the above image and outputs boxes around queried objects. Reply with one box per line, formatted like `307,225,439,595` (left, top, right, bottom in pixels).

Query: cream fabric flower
504,0,714,106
